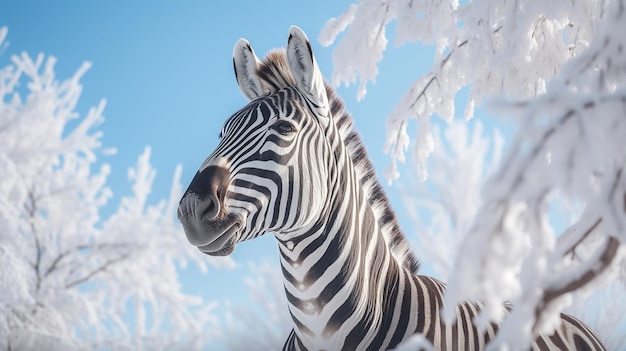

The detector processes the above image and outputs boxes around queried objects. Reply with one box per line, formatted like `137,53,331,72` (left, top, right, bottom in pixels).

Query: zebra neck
276,164,410,349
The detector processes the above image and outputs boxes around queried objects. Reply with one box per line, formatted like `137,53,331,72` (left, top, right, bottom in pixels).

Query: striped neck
275,140,410,350
254,49,419,275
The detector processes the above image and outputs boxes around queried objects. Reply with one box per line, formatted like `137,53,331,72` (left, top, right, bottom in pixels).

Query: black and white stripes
178,26,605,350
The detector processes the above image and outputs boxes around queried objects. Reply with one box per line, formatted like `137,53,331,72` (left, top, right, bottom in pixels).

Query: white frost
0,34,230,350
325,0,626,349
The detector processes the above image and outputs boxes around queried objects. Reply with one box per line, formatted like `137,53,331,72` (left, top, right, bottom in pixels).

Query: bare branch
24,190,44,291
537,236,620,324
563,218,603,259
43,241,135,279
64,253,131,289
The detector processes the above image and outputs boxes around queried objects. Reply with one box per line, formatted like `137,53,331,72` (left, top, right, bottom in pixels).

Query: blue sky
4,4,623,349
0,1,433,221
1,0,445,344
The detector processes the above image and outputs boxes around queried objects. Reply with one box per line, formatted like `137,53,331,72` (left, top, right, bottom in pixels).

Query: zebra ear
233,38,264,101
287,26,329,115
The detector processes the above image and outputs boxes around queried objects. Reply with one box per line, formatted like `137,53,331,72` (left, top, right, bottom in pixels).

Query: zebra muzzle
178,165,240,255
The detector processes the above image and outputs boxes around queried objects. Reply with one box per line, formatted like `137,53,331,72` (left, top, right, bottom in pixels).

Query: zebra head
178,26,335,256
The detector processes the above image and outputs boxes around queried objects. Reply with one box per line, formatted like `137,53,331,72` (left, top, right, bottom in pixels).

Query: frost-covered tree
404,119,626,349
402,120,503,281
0,27,230,350
219,261,291,350
322,0,626,349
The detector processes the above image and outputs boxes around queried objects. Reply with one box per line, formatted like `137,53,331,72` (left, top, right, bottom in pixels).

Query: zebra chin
194,226,238,256
198,242,236,256
180,217,241,256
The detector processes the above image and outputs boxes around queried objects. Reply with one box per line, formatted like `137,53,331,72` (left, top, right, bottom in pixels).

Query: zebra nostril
181,165,231,222
198,192,220,221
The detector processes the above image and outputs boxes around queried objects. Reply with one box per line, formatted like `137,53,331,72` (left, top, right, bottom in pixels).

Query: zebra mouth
178,201,243,256
196,221,240,256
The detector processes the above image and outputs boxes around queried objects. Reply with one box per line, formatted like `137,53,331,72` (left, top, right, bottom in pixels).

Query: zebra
177,26,606,351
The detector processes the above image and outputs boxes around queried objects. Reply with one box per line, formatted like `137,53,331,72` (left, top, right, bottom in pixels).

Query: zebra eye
273,121,296,135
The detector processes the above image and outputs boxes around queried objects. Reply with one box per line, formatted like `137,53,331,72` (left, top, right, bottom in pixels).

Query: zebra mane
256,49,420,273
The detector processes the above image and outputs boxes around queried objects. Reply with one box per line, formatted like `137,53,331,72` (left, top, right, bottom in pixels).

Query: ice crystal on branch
324,0,626,349
322,0,605,181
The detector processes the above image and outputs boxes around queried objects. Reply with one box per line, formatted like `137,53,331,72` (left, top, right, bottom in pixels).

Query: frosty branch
64,252,132,289
0,28,226,350
324,0,626,349
540,236,619,319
